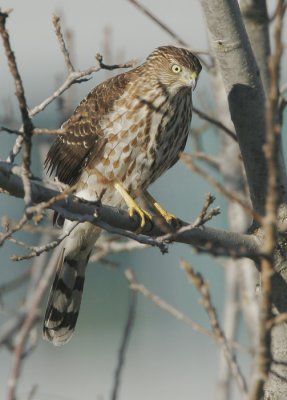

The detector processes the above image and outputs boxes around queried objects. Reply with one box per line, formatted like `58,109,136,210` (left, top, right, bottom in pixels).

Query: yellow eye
172,64,181,73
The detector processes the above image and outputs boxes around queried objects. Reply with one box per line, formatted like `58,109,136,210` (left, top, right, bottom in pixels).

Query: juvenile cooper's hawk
43,46,201,345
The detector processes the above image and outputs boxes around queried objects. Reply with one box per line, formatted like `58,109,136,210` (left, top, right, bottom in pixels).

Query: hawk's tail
43,223,100,346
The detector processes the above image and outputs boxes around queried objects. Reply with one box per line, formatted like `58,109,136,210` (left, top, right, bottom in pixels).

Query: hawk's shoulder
45,71,132,185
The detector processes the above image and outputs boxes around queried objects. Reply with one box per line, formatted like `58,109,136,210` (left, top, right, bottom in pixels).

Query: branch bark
209,55,259,400
0,160,260,256
200,0,287,215
239,0,271,93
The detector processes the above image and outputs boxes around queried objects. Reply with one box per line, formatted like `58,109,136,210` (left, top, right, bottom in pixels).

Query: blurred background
0,1,258,399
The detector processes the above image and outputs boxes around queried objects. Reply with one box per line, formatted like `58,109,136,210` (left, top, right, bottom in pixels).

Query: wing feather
45,71,131,185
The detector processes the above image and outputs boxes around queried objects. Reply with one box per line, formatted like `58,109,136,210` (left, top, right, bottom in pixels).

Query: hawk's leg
114,183,152,230
144,191,177,225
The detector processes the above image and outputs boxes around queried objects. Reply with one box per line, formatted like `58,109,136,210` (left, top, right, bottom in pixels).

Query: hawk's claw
128,204,152,232
144,191,179,227
114,182,152,232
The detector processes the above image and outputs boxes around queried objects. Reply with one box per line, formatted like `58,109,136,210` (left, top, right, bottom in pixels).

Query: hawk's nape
43,45,201,345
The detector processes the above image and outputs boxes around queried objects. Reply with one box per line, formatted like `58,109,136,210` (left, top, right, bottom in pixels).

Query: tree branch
0,160,260,257
125,269,249,353
0,10,34,206
110,290,137,400
7,247,60,400
127,0,210,69
181,259,248,398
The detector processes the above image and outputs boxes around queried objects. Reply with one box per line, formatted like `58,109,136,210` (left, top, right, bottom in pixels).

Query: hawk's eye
172,64,181,73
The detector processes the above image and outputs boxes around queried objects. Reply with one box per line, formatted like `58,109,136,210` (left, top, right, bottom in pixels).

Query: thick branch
0,161,259,256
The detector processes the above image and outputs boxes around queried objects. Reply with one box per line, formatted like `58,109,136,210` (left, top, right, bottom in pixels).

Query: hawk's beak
181,70,198,90
190,71,198,91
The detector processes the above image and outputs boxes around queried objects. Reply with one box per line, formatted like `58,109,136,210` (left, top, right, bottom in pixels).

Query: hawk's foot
114,183,152,231
145,191,179,226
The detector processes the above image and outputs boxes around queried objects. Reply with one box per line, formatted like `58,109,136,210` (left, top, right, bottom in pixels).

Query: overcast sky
0,0,207,111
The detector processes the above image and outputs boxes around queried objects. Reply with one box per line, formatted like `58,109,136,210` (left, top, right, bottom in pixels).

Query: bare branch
7,247,60,400
91,237,147,263
10,222,79,261
127,0,210,69
0,160,260,258
111,290,137,400
180,153,260,223
192,192,220,228
95,53,137,71
6,16,134,164
0,10,34,206
192,152,221,171
181,259,248,398
52,14,74,73
0,214,28,247
193,106,237,142
125,269,249,353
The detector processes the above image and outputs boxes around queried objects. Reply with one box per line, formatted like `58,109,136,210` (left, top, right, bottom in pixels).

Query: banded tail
43,222,100,346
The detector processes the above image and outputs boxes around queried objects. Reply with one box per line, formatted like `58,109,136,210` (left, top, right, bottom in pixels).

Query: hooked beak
181,70,198,90
190,71,198,91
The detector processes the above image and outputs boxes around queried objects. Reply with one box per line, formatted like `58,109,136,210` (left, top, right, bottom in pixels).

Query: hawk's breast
77,85,192,205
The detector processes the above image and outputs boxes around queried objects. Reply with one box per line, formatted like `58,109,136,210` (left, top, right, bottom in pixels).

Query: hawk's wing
45,71,131,185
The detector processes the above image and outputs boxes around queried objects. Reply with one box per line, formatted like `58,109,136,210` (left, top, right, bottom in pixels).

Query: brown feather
45,72,131,185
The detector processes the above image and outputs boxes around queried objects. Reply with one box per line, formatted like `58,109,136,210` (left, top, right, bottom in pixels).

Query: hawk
43,45,201,345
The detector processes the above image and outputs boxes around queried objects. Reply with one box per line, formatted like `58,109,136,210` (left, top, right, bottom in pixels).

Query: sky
0,0,208,111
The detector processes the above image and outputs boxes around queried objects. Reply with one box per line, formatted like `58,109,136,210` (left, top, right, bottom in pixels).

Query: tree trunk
200,0,287,397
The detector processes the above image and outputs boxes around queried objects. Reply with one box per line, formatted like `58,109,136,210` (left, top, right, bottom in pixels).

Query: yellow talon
145,191,178,225
114,183,152,231
128,203,152,229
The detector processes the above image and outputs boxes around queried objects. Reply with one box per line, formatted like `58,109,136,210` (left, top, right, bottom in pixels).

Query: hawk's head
146,45,202,93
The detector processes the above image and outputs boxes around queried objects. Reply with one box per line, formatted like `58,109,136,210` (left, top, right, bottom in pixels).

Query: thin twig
127,0,210,69
192,152,220,171
193,106,238,142
95,53,137,71
111,290,137,400
0,126,19,135
181,259,248,398
1,126,66,136
192,192,220,228
0,184,77,248
0,214,28,247
0,10,34,206
11,221,79,261
91,238,146,263
7,247,60,400
52,15,74,73
125,269,249,353
180,152,261,223
6,15,134,164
